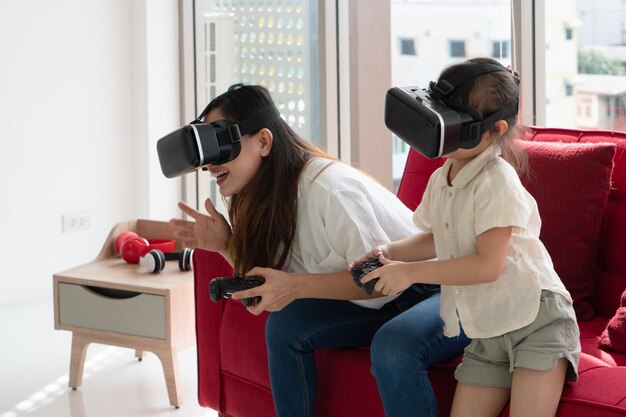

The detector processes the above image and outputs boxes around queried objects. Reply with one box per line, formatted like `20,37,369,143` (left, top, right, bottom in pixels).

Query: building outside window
546,0,626,131
449,39,466,58
492,39,510,58
399,37,417,55
191,0,320,212
195,0,320,145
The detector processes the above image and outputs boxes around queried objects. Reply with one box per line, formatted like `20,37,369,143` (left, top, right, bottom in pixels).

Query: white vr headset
384,63,519,158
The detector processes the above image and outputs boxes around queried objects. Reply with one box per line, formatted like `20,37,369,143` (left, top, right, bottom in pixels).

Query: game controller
209,273,265,306
351,257,383,295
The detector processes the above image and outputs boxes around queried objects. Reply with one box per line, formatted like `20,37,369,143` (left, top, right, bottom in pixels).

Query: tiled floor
0,299,218,417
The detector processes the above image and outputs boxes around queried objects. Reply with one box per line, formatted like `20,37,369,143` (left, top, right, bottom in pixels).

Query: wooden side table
53,219,195,408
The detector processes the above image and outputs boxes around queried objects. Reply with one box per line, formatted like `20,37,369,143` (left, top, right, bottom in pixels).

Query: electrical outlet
62,211,92,233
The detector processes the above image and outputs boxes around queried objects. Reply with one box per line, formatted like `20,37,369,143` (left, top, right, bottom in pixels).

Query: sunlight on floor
1,300,218,417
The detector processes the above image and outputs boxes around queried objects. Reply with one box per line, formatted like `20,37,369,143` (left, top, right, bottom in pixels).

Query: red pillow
598,289,626,354
518,141,616,320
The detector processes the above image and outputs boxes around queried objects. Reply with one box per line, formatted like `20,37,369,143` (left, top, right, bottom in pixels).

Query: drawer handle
84,286,141,299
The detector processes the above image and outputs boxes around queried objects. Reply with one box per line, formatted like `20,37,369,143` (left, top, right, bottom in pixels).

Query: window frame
512,0,546,127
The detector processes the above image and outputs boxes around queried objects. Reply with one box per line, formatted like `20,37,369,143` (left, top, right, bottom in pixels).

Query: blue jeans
265,287,469,417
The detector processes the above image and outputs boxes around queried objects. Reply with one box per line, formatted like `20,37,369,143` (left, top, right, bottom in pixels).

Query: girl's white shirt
414,144,573,338
286,157,419,309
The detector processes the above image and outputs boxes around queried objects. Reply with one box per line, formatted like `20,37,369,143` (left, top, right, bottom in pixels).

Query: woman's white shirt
287,157,419,309
413,145,573,338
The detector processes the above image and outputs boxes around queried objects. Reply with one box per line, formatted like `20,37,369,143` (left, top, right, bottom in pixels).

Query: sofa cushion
598,290,626,355
579,318,626,367
518,141,616,320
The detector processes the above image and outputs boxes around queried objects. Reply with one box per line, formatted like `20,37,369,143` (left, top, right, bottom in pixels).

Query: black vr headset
157,104,280,178
384,63,519,159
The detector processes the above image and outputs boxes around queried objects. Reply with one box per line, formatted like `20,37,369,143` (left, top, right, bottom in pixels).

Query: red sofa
192,126,626,417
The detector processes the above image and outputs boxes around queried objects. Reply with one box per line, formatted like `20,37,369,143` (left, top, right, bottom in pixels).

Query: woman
171,84,468,417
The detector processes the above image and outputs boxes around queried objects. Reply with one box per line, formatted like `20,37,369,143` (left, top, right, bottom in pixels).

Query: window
541,1,626,131
195,0,320,144
399,37,416,56
187,0,322,213
449,40,466,58
492,40,510,58
390,0,511,190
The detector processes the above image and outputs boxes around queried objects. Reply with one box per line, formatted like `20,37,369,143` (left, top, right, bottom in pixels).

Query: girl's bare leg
510,358,568,417
450,383,510,417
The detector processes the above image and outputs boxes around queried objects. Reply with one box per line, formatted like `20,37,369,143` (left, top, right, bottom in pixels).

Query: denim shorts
454,290,581,388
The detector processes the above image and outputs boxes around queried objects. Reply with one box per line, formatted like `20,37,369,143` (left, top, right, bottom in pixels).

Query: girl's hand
348,245,389,271
231,267,299,315
169,199,231,252
361,255,415,296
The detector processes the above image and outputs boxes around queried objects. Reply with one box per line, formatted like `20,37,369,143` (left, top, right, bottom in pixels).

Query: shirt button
455,288,461,295
449,254,455,259
448,191,452,198
444,223,449,229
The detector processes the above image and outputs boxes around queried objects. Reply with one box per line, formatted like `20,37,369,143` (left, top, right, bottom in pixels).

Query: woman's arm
231,267,385,315
362,226,512,296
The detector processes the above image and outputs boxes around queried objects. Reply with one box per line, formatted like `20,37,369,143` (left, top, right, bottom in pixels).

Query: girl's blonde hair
439,57,529,176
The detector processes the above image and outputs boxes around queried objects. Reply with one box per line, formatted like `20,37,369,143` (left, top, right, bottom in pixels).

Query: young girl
170,84,469,417
353,57,581,417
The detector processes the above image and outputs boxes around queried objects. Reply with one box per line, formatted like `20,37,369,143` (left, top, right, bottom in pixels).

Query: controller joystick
351,257,383,295
209,273,265,306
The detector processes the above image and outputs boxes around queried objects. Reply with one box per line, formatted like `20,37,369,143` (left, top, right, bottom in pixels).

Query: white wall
0,0,182,307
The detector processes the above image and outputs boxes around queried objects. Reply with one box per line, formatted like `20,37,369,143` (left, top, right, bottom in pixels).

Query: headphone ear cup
153,249,166,272
139,249,165,273
179,248,194,271
120,237,150,263
114,231,139,254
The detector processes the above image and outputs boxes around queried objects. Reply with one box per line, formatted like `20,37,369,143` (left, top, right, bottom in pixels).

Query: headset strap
193,105,280,136
480,100,519,134
236,105,280,135
430,63,507,100
460,100,520,144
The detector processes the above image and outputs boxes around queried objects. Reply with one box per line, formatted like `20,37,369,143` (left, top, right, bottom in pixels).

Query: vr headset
157,105,280,178
384,63,519,158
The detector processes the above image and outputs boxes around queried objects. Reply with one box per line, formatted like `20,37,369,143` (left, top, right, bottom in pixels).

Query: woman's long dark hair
204,84,333,273
439,57,528,176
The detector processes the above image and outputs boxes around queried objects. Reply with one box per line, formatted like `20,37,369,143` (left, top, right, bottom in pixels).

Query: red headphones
114,231,193,273
114,231,177,264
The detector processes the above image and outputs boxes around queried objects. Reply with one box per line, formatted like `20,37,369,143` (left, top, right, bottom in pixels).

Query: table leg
135,349,145,361
68,333,90,389
154,348,182,408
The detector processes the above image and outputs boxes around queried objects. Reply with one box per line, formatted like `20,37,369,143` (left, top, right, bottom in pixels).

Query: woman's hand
347,244,390,271
169,199,231,252
231,267,300,315
361,255,415,296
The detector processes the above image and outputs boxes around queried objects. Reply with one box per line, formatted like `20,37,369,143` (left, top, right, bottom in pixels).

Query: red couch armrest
192,249,234,409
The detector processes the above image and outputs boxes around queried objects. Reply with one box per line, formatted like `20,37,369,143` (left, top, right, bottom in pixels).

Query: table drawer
58,283,166,339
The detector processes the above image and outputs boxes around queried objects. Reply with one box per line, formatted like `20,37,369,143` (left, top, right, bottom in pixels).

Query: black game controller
351,257,383,295
209,273,265,306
